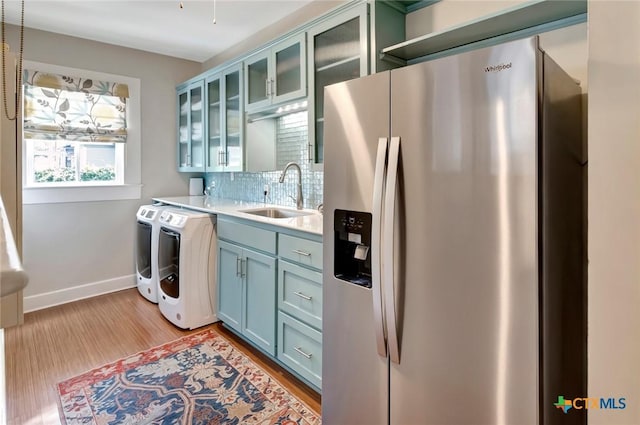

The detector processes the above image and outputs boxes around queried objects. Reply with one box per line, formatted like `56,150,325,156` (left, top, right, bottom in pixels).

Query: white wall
588,1,640,423
2,25,201,309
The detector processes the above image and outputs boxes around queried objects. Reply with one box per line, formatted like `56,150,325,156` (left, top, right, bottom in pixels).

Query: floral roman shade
23,70,129,143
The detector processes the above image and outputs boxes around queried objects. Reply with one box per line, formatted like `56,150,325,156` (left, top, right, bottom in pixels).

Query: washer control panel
137,206,159,221
159,211,187,228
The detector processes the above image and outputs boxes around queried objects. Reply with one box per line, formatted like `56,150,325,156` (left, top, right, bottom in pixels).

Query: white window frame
22,61,142,204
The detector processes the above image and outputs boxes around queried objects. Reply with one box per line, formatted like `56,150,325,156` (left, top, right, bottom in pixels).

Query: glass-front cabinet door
177,80,205,171
205,74,223,172
223,63,243,171
272,33,306,105
244,33,306,112
245,51,271,111
308,5,367,165
177,89,189,168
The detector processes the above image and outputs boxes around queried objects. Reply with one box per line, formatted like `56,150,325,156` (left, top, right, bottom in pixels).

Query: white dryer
135,204,169,303
157,207,218,329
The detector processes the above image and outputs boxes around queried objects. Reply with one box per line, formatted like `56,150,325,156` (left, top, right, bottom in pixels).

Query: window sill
23,184,142,205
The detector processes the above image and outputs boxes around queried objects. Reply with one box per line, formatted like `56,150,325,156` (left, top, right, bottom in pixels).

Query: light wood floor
4,288,321,425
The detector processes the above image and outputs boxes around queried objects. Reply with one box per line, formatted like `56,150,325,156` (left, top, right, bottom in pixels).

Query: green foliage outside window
80,167,116,181
34,167,115,182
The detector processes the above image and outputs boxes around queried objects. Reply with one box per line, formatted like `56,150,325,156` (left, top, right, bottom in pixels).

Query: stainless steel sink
240,207,314,219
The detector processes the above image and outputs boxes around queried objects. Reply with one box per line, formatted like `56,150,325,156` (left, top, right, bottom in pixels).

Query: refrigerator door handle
371,137,388,358
383,136,401,364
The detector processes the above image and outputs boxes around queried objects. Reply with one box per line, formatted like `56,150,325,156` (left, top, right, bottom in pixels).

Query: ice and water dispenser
333,209,372,288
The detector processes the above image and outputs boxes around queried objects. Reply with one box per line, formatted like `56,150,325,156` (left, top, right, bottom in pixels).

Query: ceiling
2,0,315,63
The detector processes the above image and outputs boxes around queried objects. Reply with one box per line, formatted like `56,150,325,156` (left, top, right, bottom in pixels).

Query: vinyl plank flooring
4,288,321,425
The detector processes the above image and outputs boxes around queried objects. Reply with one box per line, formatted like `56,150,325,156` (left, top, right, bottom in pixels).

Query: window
22,62,141,204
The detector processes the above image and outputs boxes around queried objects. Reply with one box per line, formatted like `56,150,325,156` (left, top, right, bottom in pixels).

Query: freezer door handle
371,137,388,358
383,136,401,364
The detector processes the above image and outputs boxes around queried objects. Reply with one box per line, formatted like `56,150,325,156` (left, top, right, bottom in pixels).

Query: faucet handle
204,181,215,196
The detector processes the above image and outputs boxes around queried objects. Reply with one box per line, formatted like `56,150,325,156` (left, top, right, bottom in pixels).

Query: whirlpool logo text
554,396,627,413
484,62,512,73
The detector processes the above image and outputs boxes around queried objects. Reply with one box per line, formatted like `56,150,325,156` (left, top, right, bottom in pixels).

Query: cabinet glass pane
207,79,222,169
225,70,242,168
313,17,361,164
314,58,360,118
190,86,204,167
178,91,188,167
314,17,360,69
247,57,268,105
276,43,301,97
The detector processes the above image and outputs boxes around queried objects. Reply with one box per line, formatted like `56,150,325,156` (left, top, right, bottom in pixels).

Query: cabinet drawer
278,260,322,330
217,219,276,254
278,234,322,269
277,312,322,389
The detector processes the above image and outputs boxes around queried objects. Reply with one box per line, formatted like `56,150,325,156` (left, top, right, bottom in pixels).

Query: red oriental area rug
57,328,320,425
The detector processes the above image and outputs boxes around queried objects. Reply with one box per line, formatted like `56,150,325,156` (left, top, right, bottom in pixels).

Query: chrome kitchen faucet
278,162,303,210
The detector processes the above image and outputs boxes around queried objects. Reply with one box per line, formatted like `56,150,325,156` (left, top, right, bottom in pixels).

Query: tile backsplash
204,111,323,209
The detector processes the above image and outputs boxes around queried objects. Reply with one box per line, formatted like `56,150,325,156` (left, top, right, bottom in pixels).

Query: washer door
158,227,180,299
136,221,152,279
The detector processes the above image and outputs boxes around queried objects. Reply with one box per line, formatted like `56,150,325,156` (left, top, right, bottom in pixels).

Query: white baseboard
24,274,137,313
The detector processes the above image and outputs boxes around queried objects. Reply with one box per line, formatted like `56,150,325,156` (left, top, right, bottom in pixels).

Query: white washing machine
135,204,169,303
157,207,218,329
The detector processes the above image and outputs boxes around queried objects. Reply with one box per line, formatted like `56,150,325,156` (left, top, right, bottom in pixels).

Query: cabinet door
245,50,271,111
217,240,243,332
177,87,189,169
222,64,244,171
308,4,368,165
243,248,277,355
189,83,205,169
177,80,205,172
205,74,224,172
272,33,306,105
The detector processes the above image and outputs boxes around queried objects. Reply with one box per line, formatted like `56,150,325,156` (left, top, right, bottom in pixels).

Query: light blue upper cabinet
307,4,368,166
178,1,409,173
244,32,307,112
204,72,222,172
177,80,206,172
223,64,244,171
204,63,244,172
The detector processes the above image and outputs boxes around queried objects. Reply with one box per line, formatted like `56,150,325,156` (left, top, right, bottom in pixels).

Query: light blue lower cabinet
277,311,322,389
217,238,277,356
216,218,322,390
217,240,243,333
243,248,277,355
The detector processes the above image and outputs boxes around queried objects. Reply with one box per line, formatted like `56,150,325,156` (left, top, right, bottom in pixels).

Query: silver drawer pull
292,249,311,257
294,346,313,359
294,291,312,301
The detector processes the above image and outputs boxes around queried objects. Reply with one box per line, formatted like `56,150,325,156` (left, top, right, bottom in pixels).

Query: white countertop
152,196,323,236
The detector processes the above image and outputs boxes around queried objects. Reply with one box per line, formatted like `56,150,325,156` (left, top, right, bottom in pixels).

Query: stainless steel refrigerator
322,37,586,425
